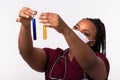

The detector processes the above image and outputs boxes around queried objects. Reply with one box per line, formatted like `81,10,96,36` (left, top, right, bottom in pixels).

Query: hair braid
86,18,106,55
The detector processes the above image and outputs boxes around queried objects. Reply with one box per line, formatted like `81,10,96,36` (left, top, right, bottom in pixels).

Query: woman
16,7,109,80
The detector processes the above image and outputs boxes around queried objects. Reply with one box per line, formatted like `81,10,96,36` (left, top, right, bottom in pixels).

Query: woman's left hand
38,12,68,34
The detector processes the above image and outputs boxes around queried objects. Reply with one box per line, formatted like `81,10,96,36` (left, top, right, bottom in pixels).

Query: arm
16,7,46,72
63,29,107,79
39,12,107,79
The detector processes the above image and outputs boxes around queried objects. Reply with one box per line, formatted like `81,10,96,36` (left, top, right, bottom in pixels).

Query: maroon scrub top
43,48,110,80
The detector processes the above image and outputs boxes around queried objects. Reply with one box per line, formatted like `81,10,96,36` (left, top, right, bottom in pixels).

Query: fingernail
26,15,29,18
32,15,34,18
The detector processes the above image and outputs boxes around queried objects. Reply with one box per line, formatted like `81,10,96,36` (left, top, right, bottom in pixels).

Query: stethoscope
49,48,88,80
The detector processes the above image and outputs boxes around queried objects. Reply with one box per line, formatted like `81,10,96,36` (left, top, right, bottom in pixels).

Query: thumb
16,17,22,22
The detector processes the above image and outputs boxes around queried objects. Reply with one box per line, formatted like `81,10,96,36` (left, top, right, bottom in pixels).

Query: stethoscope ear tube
49,49,69,80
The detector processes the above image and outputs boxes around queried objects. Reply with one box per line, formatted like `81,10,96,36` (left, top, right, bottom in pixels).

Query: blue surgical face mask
73,30,89,44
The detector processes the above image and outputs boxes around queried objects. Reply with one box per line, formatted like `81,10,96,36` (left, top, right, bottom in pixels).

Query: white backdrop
0,0,120,80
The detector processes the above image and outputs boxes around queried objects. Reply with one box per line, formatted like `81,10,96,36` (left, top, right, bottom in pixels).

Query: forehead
77,19,97,34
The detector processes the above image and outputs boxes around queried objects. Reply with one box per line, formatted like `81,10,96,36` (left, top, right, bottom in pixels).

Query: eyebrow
75,24,92,35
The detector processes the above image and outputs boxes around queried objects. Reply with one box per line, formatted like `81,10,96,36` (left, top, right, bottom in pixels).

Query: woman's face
73,19,97,46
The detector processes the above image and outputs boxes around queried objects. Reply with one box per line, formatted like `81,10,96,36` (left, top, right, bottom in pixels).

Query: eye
73,25,80,30
73,26,77,30
82,32,90,37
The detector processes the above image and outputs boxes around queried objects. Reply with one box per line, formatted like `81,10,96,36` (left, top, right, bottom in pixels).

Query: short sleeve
95,53,110,77
43,48,63,71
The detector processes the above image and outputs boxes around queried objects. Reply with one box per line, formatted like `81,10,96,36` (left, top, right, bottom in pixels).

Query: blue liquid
32,18,37,40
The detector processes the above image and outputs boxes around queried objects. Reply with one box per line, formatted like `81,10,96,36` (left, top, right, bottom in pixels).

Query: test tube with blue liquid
32,18,37,40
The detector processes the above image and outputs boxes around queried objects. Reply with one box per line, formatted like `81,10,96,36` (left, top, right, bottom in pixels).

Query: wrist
21,22,31,28
62,26,72,36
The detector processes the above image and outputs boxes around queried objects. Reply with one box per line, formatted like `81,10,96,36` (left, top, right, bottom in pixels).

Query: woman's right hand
16,7,37,26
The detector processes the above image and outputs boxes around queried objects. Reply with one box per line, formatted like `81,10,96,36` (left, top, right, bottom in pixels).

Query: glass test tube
42,8,47,40
43,25,47,40
32,18,37,40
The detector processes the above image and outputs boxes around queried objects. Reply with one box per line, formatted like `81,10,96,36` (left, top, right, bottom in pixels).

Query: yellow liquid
43,25,47,40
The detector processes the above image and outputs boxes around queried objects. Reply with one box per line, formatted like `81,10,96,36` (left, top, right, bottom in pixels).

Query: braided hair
86,18,106,55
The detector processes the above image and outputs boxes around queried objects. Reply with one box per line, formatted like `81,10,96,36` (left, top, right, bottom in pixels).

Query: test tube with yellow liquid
43,25,47,40
42,8,47,40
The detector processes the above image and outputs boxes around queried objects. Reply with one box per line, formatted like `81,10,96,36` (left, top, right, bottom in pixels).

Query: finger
39,19,49,23
40,12,49,16
39,12,50,19
19,10,30,18
39,16,48,20
16,17,22,22
23,7,36,15
27,9,37,16
43,23,52,27
20,8,37,19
